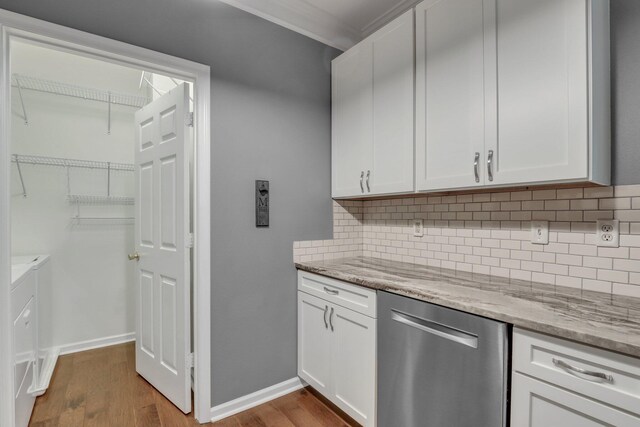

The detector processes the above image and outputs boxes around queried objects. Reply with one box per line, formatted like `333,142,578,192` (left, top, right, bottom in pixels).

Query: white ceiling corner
216,0,420,51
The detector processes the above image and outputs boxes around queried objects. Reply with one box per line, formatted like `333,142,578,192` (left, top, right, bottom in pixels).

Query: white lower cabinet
330,304,376,424
512,372,640,426
511,328,640,426
298,291,333,396
297,273,376,427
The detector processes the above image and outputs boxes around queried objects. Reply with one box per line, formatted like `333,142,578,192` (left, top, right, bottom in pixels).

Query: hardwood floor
29,342,357,427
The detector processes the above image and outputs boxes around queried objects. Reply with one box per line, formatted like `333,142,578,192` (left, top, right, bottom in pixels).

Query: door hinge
185,111,194,127
186,232,194,248
186,352,194,369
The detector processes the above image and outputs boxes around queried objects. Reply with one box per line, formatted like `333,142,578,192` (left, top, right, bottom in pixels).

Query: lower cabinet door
511,372,640,427
331,304,376,427
297,292,333,395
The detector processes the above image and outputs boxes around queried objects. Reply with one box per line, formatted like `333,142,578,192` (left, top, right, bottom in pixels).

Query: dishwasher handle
391,310,478,349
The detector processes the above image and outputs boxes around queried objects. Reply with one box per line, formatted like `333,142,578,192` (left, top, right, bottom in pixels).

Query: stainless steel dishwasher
378,291,510,427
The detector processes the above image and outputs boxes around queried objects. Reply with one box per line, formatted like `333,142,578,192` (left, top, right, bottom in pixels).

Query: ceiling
217,0,421,51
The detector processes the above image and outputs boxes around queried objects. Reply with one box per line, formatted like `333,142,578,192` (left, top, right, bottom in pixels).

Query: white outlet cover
596,220,619,248
413,219,424,237
531,221,549,245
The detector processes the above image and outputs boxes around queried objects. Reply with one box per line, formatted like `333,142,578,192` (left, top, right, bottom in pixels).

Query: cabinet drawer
11,270,35,319
511,372,640,427
513,328,640,415
298,271,376,318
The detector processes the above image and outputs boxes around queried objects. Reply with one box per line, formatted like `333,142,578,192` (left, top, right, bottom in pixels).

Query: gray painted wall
611,0,640,184
2,0,640,410
0,0,337,406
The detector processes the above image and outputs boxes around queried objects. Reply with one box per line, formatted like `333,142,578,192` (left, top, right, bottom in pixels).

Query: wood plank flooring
29,342,357,427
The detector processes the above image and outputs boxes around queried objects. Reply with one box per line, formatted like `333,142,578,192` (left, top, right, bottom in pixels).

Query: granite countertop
295,256,640,358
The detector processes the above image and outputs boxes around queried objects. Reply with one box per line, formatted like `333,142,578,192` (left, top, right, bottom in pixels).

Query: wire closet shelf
12,154,134,171
12,154,136,221
12,74,151,108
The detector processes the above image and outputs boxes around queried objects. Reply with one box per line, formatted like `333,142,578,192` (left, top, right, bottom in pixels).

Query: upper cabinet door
415,0,487,192
332,43,373,198
369,10,415,196
486,0,591,186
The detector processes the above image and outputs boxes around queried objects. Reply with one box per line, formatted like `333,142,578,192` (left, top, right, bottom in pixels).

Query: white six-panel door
134,83,191,413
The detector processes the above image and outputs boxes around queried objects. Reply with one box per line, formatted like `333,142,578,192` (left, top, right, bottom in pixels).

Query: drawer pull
323,287,339,296
329,307,334,331
323,305,328,329
552,358,614,383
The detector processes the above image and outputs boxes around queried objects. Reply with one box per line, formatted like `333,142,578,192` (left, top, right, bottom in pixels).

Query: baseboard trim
56,332,136,356
210,377,306,422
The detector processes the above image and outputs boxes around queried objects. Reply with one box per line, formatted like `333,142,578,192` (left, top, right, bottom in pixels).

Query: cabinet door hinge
186,233,194,248
185,111,194,127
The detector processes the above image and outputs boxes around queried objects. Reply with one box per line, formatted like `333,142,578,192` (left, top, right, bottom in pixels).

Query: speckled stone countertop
296,257,640,358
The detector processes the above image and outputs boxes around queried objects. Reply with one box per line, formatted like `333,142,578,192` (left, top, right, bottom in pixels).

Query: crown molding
217,0,362,51
361,0,421,36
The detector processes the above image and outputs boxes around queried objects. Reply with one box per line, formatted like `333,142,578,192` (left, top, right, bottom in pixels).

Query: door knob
128,252,140,261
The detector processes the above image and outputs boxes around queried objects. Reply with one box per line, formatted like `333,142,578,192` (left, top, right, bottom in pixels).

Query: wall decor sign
255,180,269,227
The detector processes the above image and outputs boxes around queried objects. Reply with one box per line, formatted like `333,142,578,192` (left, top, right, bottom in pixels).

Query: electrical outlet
596,220,619,247
413,219,424,237
531,221,549,245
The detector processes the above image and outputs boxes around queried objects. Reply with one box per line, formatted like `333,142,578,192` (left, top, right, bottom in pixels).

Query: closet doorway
0,13,212,426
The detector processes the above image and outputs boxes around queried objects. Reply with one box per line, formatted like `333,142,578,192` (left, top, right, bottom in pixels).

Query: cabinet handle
366,170,371,192
487,150,494,182
329,307,334,331
323,286,339,295
474,152,480,183
323,305,328,329
360,171,364,193
552,358,614,383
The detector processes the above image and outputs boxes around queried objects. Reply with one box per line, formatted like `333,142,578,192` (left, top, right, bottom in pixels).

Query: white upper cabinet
413,0,610,192
370,11,415,196
487,0,610,187
415,0,487,191
335,0,610,196
332,45,373,198
332,10,414,198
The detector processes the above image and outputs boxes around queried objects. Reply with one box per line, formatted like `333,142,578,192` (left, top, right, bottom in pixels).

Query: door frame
0,9,212,425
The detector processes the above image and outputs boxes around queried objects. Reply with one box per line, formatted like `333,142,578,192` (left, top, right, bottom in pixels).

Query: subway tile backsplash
293,185,640,298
